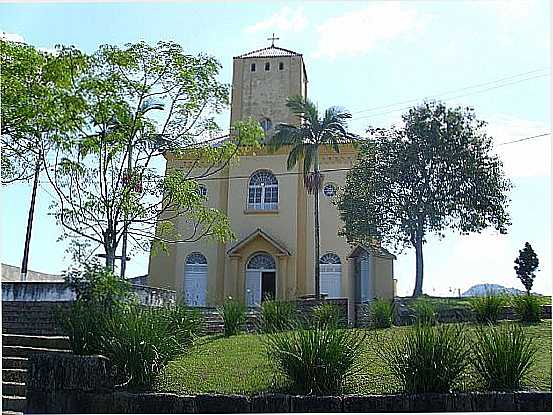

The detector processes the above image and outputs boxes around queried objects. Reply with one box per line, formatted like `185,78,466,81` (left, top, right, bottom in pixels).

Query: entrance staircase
202,308,260,334
2,334,70,415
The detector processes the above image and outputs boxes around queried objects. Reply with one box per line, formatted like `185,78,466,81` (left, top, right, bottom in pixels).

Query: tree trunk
20,159,41,281
313,151,321,301
412,236,424,297
314,182,321,300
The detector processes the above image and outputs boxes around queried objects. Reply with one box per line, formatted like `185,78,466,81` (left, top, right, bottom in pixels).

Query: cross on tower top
267,33,279,47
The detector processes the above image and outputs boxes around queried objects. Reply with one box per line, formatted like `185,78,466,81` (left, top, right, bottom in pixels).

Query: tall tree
1,39,87,279
514,242,539,295
43,41,263,272
338,101,511,297
268,96,355,299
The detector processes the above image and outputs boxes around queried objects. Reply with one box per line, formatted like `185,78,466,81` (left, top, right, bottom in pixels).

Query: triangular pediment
348,245,396,260
227,228,291,256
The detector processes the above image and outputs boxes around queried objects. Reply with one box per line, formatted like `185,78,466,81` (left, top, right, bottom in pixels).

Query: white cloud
244,6,307,35
312,2,429,59
486,116,550,178
1,32,25,43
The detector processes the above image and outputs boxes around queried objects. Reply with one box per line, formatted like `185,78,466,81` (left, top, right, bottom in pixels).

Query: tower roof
234,45,302,59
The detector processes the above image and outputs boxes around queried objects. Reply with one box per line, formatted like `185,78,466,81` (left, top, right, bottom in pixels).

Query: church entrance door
261,272,276,301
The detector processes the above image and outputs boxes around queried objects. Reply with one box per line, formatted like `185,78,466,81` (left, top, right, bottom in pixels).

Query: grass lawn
156,320,551,396
400,295,551,311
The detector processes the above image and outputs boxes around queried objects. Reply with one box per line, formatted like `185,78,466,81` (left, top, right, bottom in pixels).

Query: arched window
184,252,207,306
247,170,278,210
265,62,270,71
320,253,342,298
251,63,256,72
279,62,284,70
247,252,276,270
260,118,272,133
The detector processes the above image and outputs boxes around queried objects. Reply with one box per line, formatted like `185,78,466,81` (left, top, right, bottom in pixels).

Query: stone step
1,383,25,397
2,395,26,413
2,345,70,358
1,369,26,384
1,358,28,370
2,334,70,350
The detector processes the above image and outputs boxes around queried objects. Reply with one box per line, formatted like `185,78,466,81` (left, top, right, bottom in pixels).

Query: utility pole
20,158,41,281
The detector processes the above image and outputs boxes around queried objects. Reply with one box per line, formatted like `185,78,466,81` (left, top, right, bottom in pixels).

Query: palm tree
267,95,354,300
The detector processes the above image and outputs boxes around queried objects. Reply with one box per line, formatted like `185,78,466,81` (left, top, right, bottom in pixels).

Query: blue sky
1,0,550,296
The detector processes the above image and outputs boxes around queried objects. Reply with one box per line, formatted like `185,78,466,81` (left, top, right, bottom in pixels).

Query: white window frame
247,170,278,211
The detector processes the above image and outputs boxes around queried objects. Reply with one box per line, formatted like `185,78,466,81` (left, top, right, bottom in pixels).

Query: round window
323,183,337,197
198,184,208,197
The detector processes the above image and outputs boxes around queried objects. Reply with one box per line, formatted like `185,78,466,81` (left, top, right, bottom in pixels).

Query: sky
1,0,550,296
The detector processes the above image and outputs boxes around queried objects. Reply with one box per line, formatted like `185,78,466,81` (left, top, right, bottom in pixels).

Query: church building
148,42,396,316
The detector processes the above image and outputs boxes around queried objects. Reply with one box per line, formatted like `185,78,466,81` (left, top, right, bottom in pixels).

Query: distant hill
462,283,526,297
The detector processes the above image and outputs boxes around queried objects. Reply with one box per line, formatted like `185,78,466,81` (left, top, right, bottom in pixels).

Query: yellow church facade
148,44,395,314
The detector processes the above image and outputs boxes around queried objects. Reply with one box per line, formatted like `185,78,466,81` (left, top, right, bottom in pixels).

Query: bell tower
230,36,308,135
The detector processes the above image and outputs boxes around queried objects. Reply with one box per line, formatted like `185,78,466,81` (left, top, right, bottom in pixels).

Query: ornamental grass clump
368,298,395,328
257,298,297,333
161,302,205,346
101,306,185,390
266,327,366,395
512,295,542,324
469,293,506,324
218,297,246,337
311,303,345,329
412,299,438,326
381,324,470,393
472,323,537,391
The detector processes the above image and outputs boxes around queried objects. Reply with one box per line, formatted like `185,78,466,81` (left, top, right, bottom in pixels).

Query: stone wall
294,297,349,324
2,301,71,335
355,300,552,327
26,352,552,413
2,284,176,335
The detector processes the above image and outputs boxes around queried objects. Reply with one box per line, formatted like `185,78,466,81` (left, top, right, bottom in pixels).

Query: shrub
311,303,345,329
101,306,185,390
258,299,297,333
58,262,137,354
469,293,506,324
218,297,246,337
412,299,438,326
368,298,395,328
63,261,137,313
512,295,542,324
381,324,470,393
472,323,537,391
266,327,366,395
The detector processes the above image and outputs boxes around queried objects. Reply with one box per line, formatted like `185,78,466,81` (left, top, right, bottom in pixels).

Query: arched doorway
184,252,207,306
245,252,276,306
320,253,342,298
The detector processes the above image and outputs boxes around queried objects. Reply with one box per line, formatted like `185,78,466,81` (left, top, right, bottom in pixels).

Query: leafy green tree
268,96,355,299
338,101,511,297
514,242,539,294
43,41,263,271
1,39,87,279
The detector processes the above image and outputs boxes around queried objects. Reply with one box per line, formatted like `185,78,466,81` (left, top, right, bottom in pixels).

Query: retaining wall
26,352,552,413
356,301,552,327
1,283,176,335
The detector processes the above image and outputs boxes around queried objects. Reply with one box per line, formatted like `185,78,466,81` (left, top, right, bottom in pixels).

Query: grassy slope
157,321,552,395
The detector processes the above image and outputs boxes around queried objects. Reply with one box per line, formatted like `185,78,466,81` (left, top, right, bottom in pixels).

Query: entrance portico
226,228,291,304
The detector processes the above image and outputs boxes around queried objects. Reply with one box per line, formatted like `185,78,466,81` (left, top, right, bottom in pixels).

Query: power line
349,68,549,116
349,73,549,122
34,133,549,187
497,132,550,146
